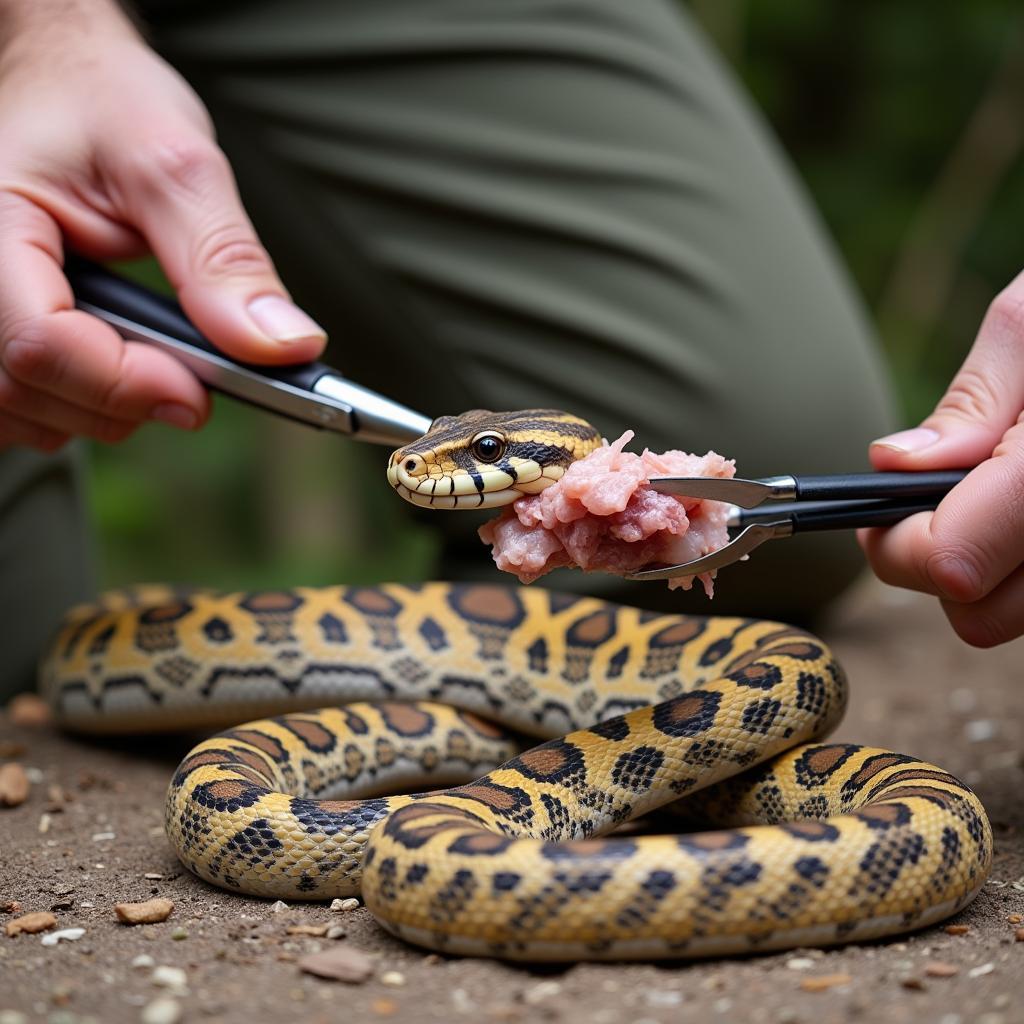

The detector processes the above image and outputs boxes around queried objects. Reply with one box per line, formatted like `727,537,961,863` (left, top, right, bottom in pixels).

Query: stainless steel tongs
627,470,969,581
65,257,432,447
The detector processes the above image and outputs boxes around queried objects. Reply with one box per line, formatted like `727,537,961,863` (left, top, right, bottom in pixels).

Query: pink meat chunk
477,431,735,597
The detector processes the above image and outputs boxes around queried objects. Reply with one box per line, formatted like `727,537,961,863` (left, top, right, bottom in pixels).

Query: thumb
870,275,1024,471
121,137,326,365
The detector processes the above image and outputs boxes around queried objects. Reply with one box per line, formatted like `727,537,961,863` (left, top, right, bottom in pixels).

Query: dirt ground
1,578,1022,1024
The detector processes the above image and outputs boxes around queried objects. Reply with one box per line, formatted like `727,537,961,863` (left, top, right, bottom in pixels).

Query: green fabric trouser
0,0,896,696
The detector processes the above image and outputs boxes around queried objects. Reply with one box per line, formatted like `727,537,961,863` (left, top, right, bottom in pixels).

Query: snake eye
471,432,505,463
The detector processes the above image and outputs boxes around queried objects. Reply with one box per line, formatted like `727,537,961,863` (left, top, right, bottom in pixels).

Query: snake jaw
389,459,565,510
387,408,601,511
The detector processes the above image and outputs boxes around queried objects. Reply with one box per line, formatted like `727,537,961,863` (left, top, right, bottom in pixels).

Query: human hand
0,1,326,451
859,273,1024,647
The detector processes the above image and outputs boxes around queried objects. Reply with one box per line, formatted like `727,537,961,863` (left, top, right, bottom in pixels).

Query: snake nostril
401,454,427,477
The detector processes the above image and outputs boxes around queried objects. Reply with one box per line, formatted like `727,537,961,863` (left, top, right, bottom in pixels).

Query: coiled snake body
42,410,991,960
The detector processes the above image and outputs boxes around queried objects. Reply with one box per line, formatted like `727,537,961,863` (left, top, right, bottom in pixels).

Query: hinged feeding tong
627,470,969,581
65,257,432,447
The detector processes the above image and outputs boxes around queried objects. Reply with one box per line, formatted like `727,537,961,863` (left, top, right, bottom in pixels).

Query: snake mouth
390,480,522,510
387,460,565,510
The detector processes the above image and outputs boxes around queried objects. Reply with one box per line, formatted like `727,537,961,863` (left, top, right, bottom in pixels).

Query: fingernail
870,427,940,453
151,403,199,430
247,295,326,344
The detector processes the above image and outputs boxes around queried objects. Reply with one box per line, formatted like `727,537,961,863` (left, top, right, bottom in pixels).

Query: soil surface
2,579,1022,1024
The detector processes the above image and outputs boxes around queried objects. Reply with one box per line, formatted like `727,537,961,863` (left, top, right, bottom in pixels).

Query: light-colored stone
141,997,182,1024
151,965,188,993
298,945,374,983
41,928,85,945
523,980,562,1005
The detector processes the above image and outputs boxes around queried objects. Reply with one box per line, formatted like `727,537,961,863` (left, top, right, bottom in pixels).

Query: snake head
387,409,602,510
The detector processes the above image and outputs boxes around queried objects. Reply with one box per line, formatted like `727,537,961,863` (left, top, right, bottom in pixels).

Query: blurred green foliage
88,2,1024,590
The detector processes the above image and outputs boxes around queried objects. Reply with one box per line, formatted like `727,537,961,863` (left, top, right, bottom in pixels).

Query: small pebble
945,924,970,936
7,693,52,726
144,873,164,881
91,832,116,842
799,974,853,993
270,900,289,914
1007,914,1022,924
925,962,959,978
967,962,995,978
141,997,182,1024
964,720,996,743
330,898,360,913
1015,928,1024,942
325,925,346,940
0,1011,28,1024
114,899,174,925
380,971,405,987
451,989,474,1014
900,977,925,991
170,927,188,941
5,911,57,936
786,958,815,971
948,688,977,713
523,981,562,1005
152,966,188,992
38,813,51,834
298,945,374,983
645,991,682,1007
41,928,85,945
132,954,156,970
371,998,398,1017
0,762,30,806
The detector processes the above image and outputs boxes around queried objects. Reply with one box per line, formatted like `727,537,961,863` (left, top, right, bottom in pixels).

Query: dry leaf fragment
286,924,329,937
799,973,853,993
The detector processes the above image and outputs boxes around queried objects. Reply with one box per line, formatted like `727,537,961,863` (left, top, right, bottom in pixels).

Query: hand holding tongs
65,256,432,447
628,470,969,581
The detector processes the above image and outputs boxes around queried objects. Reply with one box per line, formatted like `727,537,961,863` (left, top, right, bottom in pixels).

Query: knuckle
134,136,226,196
985,287,1024,340
934,367,1004,425
192,225,271,281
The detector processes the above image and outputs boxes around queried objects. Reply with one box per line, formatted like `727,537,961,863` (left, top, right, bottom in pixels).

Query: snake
40,409,992,961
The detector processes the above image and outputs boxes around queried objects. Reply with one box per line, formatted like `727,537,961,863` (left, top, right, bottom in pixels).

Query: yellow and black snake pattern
40,410,992,961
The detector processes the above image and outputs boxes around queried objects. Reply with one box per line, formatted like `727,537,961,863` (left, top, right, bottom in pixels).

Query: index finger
0,190,209,424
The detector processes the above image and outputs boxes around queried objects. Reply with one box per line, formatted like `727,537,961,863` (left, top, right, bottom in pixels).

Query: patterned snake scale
41,410,992,961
